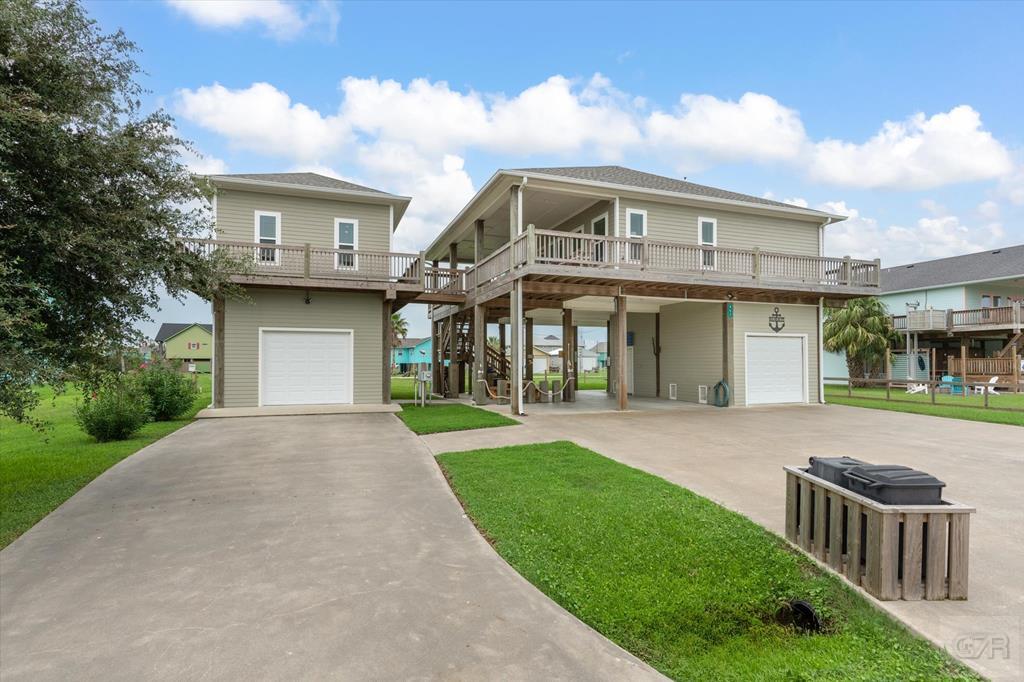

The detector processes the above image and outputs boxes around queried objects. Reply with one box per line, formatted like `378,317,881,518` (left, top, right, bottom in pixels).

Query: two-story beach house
185,167,880,413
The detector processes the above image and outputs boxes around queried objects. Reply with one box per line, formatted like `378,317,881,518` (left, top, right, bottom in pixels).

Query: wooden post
431,320,441,391
212,294,225,408
925,513,948,600
474,219,485,264
828,492,844,572
473,304,487,404
846,502,862,584
884,350,891,380
615,295,627,410
654,312,662,398
1012,344,1020,393
842,255,851,285
509,184,521,271
526,223,536,265
510,280,524,415
752,247,760,281
902,513,925,600
606,320,613,395
960,339,968,400
723,302,735,406
561,308,574,402
499,322,507,377
525,317,534,384
382,298,392,404
303,243,311,279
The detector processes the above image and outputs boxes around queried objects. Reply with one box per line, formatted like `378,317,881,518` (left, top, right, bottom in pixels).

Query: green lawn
391,375,417,400
397,403,518,434
438,442,978,682
825,385,1024,426
389,370,607,400
0,375,211,549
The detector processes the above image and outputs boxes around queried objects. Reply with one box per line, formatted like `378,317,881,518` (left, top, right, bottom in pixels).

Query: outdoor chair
939,375,964,395
906,383,929,394
973,376,1000,395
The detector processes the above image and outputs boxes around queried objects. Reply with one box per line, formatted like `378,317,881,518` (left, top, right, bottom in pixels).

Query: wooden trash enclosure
784,466,974,601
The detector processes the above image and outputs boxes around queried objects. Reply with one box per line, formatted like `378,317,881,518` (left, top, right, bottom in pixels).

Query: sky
88,0,1024,341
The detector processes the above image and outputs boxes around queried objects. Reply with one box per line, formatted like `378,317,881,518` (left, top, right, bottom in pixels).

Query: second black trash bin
842,465,946,505
807,456,866,486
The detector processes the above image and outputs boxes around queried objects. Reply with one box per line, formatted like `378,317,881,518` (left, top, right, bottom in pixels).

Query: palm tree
391,312,408,349
824,298,899,383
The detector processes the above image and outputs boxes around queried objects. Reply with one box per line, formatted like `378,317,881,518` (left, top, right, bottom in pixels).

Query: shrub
139,364,199,421
76,374,152,441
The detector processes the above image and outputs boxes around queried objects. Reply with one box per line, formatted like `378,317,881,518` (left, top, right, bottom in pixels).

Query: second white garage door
260,329,353,406
745,335,806,405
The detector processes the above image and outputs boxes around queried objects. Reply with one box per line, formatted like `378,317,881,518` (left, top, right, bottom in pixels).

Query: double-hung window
255,211,281,265
335,218,358,269
698,216,717,269
626,208,646,262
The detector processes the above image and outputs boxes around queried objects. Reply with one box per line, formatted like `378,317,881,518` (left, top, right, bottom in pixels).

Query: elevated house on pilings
423,166,881,414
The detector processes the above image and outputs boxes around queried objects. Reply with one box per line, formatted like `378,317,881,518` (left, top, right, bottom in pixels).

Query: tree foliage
0,0,231,422
390,312,408,348
823,298,899,380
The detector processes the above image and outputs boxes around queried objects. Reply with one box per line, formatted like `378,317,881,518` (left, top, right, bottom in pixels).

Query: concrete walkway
422,403,1024,681
0,414,662,681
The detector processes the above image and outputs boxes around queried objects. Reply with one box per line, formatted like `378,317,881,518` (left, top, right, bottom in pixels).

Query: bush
139,365,199,421
76,375,152,441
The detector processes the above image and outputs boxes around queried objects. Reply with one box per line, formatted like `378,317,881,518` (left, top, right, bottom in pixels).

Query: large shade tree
823,298,899,382
1,0,230,423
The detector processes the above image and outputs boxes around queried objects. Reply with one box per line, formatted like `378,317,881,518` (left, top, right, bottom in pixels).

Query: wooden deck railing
488,229,880,288
179,238,422,283
947,356,1017,377
891,303,1021,333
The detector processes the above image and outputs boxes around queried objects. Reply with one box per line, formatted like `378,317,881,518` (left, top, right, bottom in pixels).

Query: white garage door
261,330,353,406
746,335,806,405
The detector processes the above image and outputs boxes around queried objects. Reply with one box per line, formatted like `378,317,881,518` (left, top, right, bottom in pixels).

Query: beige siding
216,188,391,251
658,302,724,404
626,313,657,397
732,302,820,406
550,200,615,234
616,197,821,256
222,288,384,407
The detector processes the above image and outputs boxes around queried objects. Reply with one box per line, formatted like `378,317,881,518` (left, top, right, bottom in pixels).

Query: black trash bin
842,465,946,505
807,456,866,486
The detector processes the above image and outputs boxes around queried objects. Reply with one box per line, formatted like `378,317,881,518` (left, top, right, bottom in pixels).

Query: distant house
155,323,213,373
591,342,608,368
826,245,1023,383
579,346,599,372
393,337,432,374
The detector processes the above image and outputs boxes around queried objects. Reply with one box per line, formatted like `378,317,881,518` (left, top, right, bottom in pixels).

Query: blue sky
88,1,1024,340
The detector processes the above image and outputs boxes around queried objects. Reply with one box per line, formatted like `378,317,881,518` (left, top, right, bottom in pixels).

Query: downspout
818,217,832,403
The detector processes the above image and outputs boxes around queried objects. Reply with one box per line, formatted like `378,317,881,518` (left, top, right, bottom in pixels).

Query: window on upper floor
626,208,647,238
255,211,281,264
336,218,358,269
698,216,717,269
981,294,1002,308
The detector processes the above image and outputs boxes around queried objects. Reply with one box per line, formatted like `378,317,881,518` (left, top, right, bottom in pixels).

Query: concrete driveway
422,402,1024,681
0,414,662,681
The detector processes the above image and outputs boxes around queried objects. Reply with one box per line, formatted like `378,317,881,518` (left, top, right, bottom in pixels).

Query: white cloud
997,165,1024,205
176,82,350,162
165,0,338,41
810,106,1013,190
646,92,807,167
783,197,809,208
977,200,1000,220
822,200,1005,265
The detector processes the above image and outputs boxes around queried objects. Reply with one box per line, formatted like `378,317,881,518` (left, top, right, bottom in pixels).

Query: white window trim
254,210,282,265
571,224,585,234
625,208,647,238
335,218,359,270
698,216,717,269
590,212,609,235
743,332,809,407
257,327,355,407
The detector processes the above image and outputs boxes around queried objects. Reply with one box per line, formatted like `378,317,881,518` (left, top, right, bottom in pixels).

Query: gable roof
155,323,212,343
881,244,1024,293
512,166,832,216
212,172,393,196
591,341,608,353
397,337,429,349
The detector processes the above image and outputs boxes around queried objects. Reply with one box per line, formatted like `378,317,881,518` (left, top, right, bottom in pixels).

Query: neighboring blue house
827,245,1024,382
393,337,432,374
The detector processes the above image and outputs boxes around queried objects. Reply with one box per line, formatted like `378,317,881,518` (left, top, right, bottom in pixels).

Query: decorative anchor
769,306,786,333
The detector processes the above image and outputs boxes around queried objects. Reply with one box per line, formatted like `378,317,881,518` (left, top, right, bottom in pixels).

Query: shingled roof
511,166,834,216
154,323,212,342
211,172,394,196
880,244,1024,292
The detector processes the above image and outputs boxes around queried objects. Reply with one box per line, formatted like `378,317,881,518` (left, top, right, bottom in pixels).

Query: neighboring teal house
393,337,432,374
826,245,1024,382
